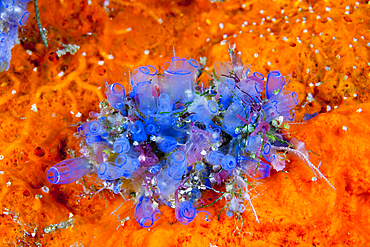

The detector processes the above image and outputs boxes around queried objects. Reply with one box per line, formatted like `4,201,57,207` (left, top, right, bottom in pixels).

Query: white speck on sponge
219,23,224,29
31,104,38,112
33,67,37,72
126,27,132,32
144,50,149,55
98,61,104,65
327,105,331,112
356,108,362,113
70,111,74,115
82,52,86,56
306,93,314,102
342,126,347,131
76,112,82,118
199,57,207,66
58,71,64,77
220,40,227,45
108,54,114,59
26,50,33,55
11,90,16,95
42,186,49,193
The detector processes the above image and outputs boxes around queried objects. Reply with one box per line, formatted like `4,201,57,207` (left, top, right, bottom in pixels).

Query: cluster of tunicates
46,54,300,227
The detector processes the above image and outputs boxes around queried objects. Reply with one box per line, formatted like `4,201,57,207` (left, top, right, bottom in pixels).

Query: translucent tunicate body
263,91,298,122
98,162,124,180
47,158,91,184
134,196,161,228
222,100,247,136
266,70,286,99
221,154,237,172
206,150,225,166
238,156,271,180
156,136,178,153
79,120,106,137
156,167,182,197
1,4,29,26
131,65,157,86
135,81,157,116
113,136,130,153
131,121,147,142
176,201,196,225
105,81,125,111
192,100,218,124
162,57,199,103
115,154,140,174
245,135,262,153
157,151,188,197
167,151,187,180
157,93,173,113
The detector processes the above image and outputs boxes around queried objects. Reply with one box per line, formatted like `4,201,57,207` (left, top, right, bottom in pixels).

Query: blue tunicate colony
46,51,328,228
0,0,30,72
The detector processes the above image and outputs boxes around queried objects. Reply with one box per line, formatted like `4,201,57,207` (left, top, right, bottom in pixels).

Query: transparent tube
217,78,235,98
98,162,124,180
206,150,225,166
266,70,286,99
156,136,178,153
132,65,157,86
167,151,187,180
156,167,182,197
163,57,196,103
105,81,125,111
221,154,237,172
115,154,140,173
80,120,106,137
274,91,299,113
135,81,157,116
113,136,130,153
222,100,247,136
47,158,91,184
131,121,147,142
157,94,173,113
187,59,199,80
192,100,218,124
134,196,161,228
239,156,271,180
176,201,196,225
248,72,265,92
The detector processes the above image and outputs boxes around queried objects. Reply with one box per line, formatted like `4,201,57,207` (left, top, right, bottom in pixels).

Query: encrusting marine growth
46,47,334,229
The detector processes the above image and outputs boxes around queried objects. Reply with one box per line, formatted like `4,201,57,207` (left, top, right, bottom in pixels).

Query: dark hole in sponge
34,147,45,157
